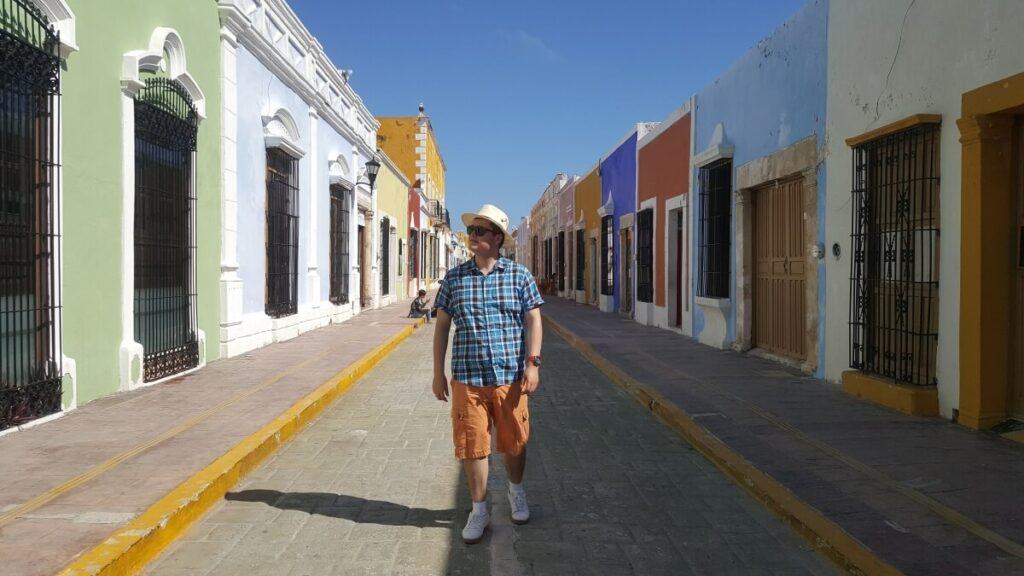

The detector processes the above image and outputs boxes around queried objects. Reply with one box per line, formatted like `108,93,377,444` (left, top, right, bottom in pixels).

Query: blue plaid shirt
435,257,544,387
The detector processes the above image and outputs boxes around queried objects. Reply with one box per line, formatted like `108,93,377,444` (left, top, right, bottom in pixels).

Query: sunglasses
467,225,500,237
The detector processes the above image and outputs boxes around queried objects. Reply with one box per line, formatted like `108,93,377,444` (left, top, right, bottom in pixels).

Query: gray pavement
147,324,840,575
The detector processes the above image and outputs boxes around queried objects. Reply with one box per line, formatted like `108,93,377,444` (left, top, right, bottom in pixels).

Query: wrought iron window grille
133,77,200,382
849,123,940,387
265,147,299,318
557,231,565,292
697,159,732,299
380,217,390,296
637,209,654,303
575,229,584,291
329,184,350,305
0,0,62,430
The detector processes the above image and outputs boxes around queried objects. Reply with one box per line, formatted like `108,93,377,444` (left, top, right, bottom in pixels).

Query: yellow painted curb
544,315,902,576
59,320,424,576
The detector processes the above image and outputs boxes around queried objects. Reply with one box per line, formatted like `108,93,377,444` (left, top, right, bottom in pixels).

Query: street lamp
360,156,381,190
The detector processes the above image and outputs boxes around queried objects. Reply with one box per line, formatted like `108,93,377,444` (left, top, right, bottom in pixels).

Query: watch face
531,356,541,367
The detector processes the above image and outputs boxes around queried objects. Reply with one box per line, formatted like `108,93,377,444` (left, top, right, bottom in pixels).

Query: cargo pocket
452,408,468,458
514,400,530,446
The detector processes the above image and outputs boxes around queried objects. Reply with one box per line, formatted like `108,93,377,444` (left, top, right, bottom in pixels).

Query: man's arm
432,309,452,401
521,307,543,393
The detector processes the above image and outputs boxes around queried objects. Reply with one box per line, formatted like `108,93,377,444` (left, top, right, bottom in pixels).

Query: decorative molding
217,0,378,158
694,122,734,168
32,0,77,58
121,28,206,118
846,114,941,147
263,108,305,158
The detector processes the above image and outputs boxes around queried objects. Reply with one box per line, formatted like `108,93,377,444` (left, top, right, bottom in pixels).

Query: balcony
429,200,450,230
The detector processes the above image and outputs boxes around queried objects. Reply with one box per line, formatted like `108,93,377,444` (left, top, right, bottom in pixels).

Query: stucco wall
638,114,692,309
376,117,418,184
692,0,827,362
377,161,410,300
825,0,1024,415
61,0,221,404
575,168,602,304
601,134,638,311
235,45,312,315
426,130,445,202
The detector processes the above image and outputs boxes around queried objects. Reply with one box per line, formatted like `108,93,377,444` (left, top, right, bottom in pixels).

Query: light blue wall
236,46,311,314
691,0,828,375
315,117,367,302
600,133,638,312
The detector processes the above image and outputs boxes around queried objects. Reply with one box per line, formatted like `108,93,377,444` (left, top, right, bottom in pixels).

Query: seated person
409,289,431,323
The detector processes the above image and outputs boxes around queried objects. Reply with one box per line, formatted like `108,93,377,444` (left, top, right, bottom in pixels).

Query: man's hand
522,365,540,394
433,373,449,402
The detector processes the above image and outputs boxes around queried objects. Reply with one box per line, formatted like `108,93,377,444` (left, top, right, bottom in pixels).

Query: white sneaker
508,488,530,525
462,508,490,544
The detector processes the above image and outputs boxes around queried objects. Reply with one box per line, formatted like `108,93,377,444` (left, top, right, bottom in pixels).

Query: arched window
133,78,200,381
0,0,62,430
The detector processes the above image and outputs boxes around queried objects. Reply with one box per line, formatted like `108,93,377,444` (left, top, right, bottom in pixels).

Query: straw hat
461,204,514,249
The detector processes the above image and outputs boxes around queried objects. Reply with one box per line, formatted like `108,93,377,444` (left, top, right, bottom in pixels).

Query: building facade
692,0,827,377
638,104,694,334
218,0,379,359
376,152,410,306
574,166,602,305
826,0,1024,426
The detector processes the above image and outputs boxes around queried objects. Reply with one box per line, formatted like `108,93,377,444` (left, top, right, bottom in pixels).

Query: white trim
32,0,77,59
217,0,378,158
634,198,658,326
121,28,207,119
263,108,305,158
664,194,691,335
694,122,734,168
119,29,208,391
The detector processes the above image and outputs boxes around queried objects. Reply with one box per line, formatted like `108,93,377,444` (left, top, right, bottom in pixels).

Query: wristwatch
527,355,542,367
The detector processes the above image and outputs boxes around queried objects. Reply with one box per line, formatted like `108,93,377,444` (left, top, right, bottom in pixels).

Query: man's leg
503,448,526,484
462,456,488,502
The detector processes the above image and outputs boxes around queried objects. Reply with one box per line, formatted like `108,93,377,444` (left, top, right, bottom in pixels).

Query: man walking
432,204,544,544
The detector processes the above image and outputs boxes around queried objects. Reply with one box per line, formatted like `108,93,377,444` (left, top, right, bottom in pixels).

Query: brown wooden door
621,228,633,314
754,177,806,359
1013,121,1024,418
675,212,683,326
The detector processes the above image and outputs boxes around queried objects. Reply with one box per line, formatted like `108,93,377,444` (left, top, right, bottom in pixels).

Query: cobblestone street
147,326,839,575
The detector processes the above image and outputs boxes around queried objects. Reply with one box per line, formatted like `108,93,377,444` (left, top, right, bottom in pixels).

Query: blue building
598,124,659,317
691,0,827,376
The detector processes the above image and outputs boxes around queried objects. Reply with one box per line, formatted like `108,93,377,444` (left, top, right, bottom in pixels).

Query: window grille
637,209,653,303
557,231,565,291
380,217,390,296
409,229,417,278
601,216,613,295
133,78,200,382
265,147,299,318
697,159,732,298
849,123,940,386
575,229,584,290
0,0,61,430
329,184,350,304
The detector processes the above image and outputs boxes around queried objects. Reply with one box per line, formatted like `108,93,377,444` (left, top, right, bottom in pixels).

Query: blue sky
290,0,808,227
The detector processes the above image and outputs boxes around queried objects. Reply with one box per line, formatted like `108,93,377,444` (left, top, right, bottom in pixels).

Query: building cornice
217,0,379,158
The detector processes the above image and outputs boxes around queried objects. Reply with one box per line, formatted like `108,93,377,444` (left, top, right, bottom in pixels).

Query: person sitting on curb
432,203,544,545
409,289,431,323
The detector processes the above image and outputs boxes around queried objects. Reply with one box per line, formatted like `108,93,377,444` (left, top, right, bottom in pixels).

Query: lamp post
356,155,381,310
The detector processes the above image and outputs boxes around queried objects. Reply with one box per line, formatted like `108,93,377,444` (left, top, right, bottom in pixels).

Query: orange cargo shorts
450,380,530,460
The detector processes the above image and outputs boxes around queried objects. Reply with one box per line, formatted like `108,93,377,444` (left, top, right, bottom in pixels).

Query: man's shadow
225,490,456,528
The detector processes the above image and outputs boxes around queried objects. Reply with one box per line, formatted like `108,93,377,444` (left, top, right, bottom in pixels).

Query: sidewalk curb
59,319,426,576
543,314,901,576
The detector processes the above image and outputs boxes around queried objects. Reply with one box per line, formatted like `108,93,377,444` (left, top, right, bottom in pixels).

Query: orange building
637,100,693,333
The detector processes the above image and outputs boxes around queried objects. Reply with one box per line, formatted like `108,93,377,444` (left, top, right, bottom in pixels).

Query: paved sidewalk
543,298,1024,575
0,298,426,576
147,322,838,575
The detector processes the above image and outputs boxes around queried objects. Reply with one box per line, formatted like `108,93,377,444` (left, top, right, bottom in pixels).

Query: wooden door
753,178,806,359
621,228,633,314
1013,121,1024,418
675,212,683,326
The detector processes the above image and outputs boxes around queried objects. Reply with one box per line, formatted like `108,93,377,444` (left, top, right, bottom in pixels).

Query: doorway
1012,120,1024,418
753,177,806,360
620,227,633,316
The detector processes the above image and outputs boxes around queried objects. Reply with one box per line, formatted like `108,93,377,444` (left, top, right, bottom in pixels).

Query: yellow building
376,152,411,304
574,166,602,306
378,104,450,283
